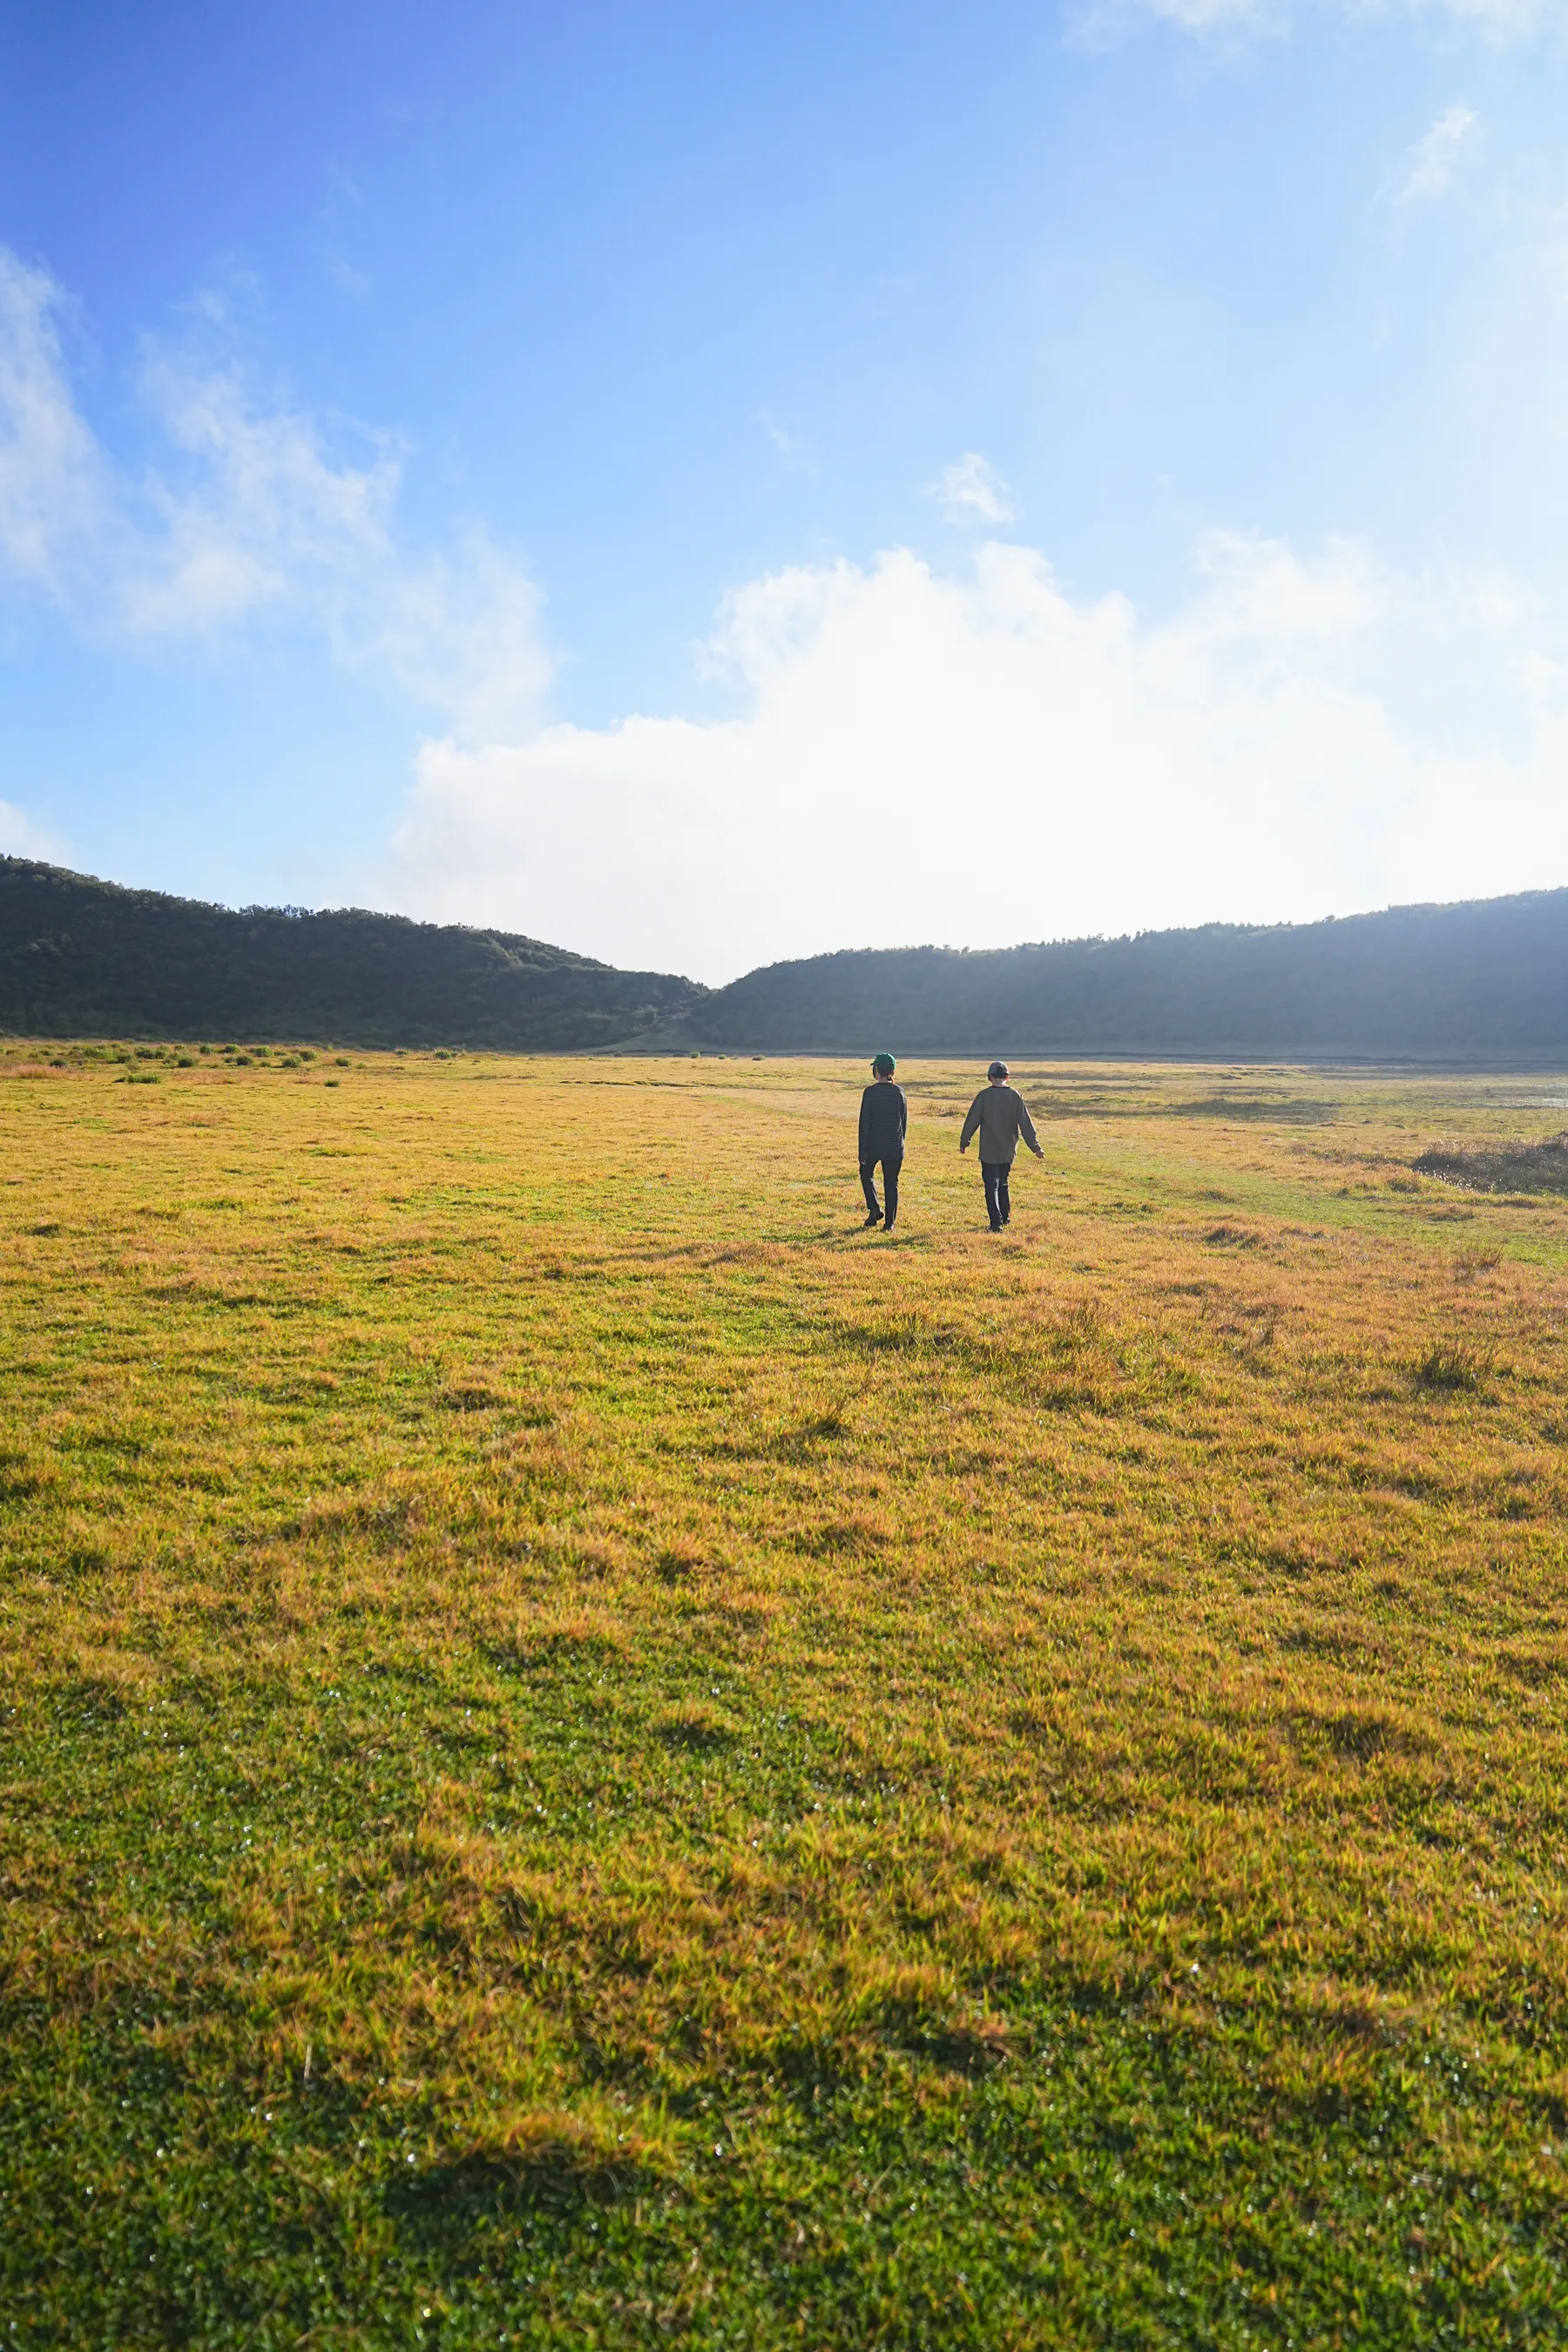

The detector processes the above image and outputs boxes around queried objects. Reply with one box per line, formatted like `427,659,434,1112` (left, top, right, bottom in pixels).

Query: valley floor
3,1047,1568,2347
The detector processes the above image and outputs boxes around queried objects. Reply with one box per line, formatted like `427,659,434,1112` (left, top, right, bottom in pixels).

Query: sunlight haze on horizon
4,0,1568,983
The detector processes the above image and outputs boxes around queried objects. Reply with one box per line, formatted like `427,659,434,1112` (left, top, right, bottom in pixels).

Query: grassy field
3,1043,1568,2349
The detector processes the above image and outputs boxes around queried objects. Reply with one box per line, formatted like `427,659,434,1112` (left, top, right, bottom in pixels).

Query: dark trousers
982,1160,1011,1228
861,1154,902,1227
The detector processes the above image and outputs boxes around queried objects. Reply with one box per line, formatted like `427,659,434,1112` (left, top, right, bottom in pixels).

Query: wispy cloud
1080,0,1558,44
1081,0,1268,33
0,247,549,741
760,410,814,475
1390,104,1478,207
121,352,402,638
0,251,112,596
930,451,1016,525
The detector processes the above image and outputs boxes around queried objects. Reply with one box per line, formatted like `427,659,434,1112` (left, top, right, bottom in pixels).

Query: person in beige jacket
959,1060,1044,1230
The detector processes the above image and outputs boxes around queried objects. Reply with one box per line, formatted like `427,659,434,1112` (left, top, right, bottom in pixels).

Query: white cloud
379,532,1568,983
0,796,70,863
0,248,549,740
1391,104,1478,207
931,452,1016,525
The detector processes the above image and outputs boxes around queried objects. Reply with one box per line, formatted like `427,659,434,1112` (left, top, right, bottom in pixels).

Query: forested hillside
689,890,1568,1060
0,859,703,1048
6,858,1567,1059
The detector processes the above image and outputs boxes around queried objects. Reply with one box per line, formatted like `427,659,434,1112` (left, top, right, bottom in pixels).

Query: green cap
871,1052,896,1077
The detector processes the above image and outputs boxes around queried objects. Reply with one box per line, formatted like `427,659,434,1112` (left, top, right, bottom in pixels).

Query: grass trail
3,1047,1568,2347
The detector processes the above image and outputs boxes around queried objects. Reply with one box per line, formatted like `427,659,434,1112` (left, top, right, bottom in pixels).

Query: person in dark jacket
858,1052,907,1231
959,1060,1043,1230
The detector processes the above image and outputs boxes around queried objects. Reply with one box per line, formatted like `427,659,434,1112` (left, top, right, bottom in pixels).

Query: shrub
1414,1135,1568,1195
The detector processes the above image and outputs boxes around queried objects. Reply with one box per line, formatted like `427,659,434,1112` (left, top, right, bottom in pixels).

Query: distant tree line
5,855,1567,1060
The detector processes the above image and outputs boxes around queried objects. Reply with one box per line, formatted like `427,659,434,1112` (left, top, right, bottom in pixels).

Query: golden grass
3,1045,1568,2344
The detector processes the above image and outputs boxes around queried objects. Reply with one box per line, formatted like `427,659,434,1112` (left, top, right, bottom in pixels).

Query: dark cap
987,1060,1010,1078
871,1052,896,1077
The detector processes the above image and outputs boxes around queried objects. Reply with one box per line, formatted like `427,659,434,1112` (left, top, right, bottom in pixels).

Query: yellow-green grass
3,1044,1568,2348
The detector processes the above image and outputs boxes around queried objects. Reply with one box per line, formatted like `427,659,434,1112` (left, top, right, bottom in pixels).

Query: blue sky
3,0,1568,978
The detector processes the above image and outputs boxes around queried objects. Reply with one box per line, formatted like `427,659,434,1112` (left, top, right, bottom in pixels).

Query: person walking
859,1053,907,1232
959,1060,1043,1231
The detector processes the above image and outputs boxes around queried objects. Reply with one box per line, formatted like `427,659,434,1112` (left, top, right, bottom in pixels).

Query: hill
0,858,704,1049
7,858,1568,1060
687,889,1568,1060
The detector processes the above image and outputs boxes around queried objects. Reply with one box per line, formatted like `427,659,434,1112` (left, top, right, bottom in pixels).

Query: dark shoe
989,1220,1003,1233
863,1213,882,1227
882,1221,896,1235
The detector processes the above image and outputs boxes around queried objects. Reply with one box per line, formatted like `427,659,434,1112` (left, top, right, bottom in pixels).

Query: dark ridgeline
686,892,1568,1061
4,855,1568,1058
0,858,704,1049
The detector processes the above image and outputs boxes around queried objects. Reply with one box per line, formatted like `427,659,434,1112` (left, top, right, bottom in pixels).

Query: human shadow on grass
383,2131,656,2266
